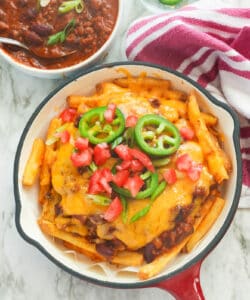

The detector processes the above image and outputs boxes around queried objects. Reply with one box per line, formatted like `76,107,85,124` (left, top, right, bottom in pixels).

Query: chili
0,0,118,69
135,114,181,156
78,106,125,144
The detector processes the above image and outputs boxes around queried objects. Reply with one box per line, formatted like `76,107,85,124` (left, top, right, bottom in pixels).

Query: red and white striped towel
125,6,250,207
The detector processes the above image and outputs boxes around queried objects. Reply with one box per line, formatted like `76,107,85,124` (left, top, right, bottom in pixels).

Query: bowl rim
0,0,122,76
14,61,242,288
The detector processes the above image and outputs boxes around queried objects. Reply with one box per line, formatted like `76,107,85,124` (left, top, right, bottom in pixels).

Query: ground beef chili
0,0,118,69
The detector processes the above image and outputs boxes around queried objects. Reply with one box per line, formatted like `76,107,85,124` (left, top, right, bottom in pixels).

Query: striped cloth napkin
125,5,250,207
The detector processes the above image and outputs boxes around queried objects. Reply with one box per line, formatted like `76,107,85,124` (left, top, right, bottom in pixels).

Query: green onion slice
87,194,111,206
47,19,76,46
58,0,84,14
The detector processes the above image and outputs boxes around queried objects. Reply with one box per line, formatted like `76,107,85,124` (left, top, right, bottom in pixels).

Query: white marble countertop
1,0,250,299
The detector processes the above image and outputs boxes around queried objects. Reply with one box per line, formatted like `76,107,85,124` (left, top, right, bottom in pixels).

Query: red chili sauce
0,0,118,69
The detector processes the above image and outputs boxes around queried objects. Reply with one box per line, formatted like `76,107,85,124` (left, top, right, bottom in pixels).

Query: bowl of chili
0,0,122,78
14,62,242,298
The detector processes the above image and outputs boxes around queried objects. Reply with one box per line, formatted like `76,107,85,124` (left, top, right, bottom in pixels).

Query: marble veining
1,0,250,299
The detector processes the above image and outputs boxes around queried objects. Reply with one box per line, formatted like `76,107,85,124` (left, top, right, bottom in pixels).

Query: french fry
62,241,104,262
22,138,45,186
67,95,101,108
201,112,218,126
55,216,88,237
138,237,190,280
96,82,128,95
185,197,225,252
113,76,171,90
39,219,104,261
112,251,143,267
40,192,61,222
40,118,61,187
187,92,231,183
38,184,50,205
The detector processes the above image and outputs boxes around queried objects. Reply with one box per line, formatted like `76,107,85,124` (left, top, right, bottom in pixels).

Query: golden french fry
62,241,104,262
96,82,128,95
185,197,225,252
22,138,45,186
38,184,50,205
113,77,171,90
187,92,230,183
67,95,101,108
40,191,61,222
112,251,143,267
39,219,104,261
46,118,62,141
55,216,88,237
201,112,218,126
40,118,61,186
138,237,190,280
40,147,57,186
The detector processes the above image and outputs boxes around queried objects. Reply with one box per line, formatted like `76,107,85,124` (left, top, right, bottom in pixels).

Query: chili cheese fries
22,74,231,279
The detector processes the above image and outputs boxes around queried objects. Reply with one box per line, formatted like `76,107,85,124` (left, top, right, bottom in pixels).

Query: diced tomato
114,145,132,161
101,168,113,182
104,103,116,123
126,115,138,127
123,175,144,197
99,168,113,194
163,168,177,185
187,163,203,181
176,153,192,171
88,168,113,195
93,143,111,166
75,137,89,150
55,130,70,144
112,170,129,187
116,160,131,171
71,149,92,167
129,148,155,172
59,108,77,123
180,127,195,140
130,159,144,172
104,197,123,222
88,169,104,194
100,178,112,194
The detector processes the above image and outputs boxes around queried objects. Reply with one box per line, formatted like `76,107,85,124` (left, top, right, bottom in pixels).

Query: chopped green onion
152,157,170,167
58,0,84,14
45,124,68,145
124,127,135,148
140,171,151,181
55,124,68,133
88,161,97,173
130,180,167,223
111,136,123,149
120,196,128,224
159,0,182,5
130,205,151,223
87,194,111,206
45,136,58,146
151,181,167,201
47,19,76,46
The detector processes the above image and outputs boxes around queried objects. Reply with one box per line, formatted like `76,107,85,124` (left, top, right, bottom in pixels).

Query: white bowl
14,62,242,289
0,1,123,79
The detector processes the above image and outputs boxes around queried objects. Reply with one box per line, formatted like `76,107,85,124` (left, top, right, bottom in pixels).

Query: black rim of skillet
14,61,242,289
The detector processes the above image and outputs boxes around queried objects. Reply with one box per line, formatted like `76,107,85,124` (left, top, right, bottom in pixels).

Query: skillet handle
153,260,205,300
